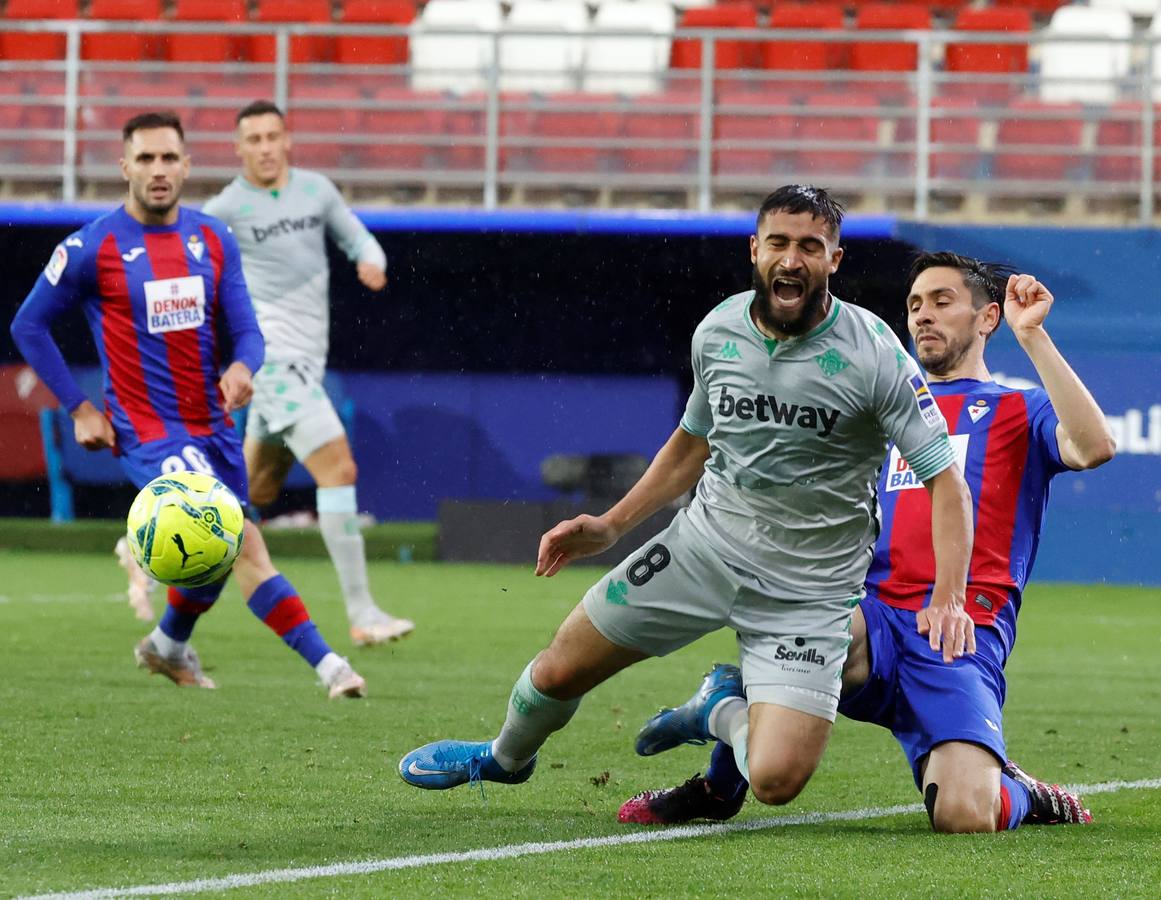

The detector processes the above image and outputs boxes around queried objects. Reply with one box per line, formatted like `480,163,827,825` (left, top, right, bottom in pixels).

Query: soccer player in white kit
200,100,414,647
397,186,975,804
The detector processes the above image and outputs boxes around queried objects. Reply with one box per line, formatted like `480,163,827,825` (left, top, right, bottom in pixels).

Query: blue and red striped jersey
867,378,1069,653
10,205,264,454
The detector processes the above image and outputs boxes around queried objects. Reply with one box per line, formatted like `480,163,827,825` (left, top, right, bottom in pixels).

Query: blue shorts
120,430,250,509
837,595,1009,789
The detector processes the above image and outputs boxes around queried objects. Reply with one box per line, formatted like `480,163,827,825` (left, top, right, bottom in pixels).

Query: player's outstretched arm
535,427,710,577
917,464,975,663
1004,274,1116,471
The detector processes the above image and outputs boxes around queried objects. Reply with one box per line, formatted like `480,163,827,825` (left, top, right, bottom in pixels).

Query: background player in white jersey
200,100,413,648
396,186,975,805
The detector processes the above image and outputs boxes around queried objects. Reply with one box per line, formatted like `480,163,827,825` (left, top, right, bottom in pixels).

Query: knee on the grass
928,783,998,834
748,765,812,806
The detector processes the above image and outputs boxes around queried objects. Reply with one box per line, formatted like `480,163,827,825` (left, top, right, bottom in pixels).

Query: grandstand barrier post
914,31,933,221
697,34,714,213
62,23,81,204
484,30,500,210
274,28,289,115
38,408,74,524
1141,40,1156,224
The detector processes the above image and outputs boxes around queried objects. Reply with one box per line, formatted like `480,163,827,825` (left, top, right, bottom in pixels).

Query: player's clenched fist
1004,273,1054,335
219,361,254,413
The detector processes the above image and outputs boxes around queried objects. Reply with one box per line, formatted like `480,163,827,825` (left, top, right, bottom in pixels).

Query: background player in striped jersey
395,186,975,801
10,112,366,699
619,252,1115,831
201,100,413,649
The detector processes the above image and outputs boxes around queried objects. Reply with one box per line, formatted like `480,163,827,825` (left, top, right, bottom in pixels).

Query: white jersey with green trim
679,292,955,600
202,168,386,369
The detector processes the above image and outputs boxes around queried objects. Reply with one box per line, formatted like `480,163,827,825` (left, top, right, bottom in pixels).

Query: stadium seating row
0,0,415,63
2,80,1154,189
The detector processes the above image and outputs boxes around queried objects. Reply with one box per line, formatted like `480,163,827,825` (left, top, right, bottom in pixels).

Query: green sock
491,661,580,771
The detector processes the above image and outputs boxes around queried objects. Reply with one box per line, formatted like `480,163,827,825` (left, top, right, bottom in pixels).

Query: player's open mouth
772,277,805,306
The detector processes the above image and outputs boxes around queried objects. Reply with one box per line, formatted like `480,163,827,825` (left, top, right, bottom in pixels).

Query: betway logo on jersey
885,433,970,492
144,276,206,334
717,386,840,436
251,215,323,243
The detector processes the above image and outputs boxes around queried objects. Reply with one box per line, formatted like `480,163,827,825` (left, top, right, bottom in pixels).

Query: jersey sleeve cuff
680,414,710,437
903,433,956,482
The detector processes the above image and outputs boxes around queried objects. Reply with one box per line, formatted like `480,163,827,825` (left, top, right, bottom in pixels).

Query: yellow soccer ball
126,471,245,587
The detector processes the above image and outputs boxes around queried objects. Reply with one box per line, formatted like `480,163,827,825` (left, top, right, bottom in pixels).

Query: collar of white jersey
742,292,843,352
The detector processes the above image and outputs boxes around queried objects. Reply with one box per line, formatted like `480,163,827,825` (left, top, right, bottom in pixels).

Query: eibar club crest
967,400,991,423
186,233,204,261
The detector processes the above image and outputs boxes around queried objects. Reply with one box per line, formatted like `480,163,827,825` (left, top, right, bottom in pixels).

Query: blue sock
999,772,1032,830
159,582,226,641
246,574,333,668
706,740,748,799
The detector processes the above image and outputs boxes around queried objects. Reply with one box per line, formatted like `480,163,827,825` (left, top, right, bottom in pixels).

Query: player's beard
915,329,973,376
133,181,181,218
751,264,828,337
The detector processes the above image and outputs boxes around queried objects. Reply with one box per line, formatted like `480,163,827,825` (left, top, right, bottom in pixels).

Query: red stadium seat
1,0,78,61
360,86,444,171
946,8,1031,71
714,86,798,176
251,0,334,65
523,93,620,174
619,87,700,175
336,0,416,67
993,0,1068,19
671,4,760,72
763,4,846,72
993,100,1084,182
795,93,881,178
286,84,362,169
1093,103,1161,183
850,4,932,73
168,0,249,63
84,0,164,62
892,97,985,179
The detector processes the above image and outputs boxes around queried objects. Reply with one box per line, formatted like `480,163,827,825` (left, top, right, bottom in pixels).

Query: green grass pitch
1,548,1158,898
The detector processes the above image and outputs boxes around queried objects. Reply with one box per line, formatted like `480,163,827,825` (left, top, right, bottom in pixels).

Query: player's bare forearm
601,427,710,538
1005,273,1114,470
535,428,708,577
1017,328,1115,470
921,464,975,662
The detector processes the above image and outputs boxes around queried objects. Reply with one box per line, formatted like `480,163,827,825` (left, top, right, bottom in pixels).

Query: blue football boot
635,663,745,757
399,740,537,790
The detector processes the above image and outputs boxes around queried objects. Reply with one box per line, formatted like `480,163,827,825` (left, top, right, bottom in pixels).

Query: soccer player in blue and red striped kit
620,252,1115,832
10,111,366,699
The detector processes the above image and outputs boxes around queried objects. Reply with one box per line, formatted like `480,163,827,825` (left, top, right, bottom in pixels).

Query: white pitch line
21,778,1161,900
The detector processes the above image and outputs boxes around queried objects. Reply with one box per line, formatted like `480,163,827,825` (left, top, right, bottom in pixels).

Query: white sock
491,661,580,772
315,652,347,686
317,485,376,623
151,627,185,660
709,696,751,781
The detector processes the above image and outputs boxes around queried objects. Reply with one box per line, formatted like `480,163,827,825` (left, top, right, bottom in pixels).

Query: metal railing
1,21,1159,222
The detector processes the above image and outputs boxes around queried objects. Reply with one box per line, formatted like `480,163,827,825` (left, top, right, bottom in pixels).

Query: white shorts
245,360,345,461
581,508,859,721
